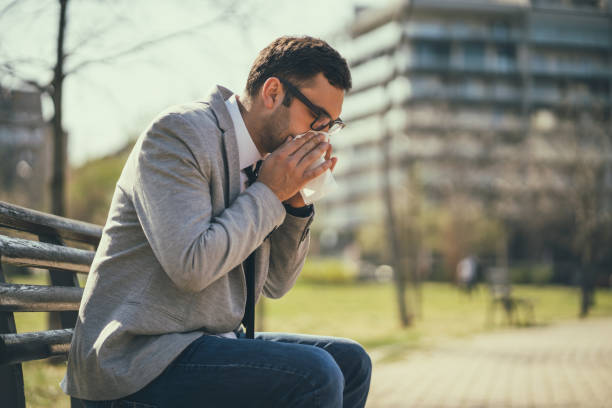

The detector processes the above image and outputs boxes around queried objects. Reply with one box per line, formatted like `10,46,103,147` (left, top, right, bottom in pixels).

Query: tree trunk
382,131,413,327
579,267,595,318
47,0,69,357
51,0,68,216
579,247,595,318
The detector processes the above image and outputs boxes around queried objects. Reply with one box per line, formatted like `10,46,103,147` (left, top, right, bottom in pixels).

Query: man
62,36,372,407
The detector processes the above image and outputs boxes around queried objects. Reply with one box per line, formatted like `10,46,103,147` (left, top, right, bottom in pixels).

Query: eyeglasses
278,77,345,135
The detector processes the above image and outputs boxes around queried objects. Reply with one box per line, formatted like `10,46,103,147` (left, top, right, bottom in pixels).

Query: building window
491,21,511,39
463,42,485,69
496,45,516,72
414,41,450,68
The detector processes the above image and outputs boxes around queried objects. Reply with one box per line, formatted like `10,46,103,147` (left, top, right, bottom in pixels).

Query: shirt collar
224,94,262,170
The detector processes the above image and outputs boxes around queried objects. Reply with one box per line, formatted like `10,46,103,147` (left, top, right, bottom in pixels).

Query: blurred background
1,0,612,407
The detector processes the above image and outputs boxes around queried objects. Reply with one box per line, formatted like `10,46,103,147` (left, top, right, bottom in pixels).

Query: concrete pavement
367,318,612,407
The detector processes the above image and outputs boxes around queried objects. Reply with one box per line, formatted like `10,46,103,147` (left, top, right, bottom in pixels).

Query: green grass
264,281,612,356
7,271,612,407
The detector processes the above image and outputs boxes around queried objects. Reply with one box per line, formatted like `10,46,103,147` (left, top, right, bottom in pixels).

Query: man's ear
260,77,283,110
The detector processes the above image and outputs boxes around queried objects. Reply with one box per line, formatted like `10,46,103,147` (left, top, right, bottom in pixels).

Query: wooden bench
0,201,102,408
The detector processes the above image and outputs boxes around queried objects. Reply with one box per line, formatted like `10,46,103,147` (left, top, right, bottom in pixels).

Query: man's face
263,72,344,152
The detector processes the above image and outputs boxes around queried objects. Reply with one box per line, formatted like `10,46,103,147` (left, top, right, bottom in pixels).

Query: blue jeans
82,331,372,408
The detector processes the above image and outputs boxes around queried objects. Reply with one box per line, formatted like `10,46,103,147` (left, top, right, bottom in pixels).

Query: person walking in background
457,255,479,295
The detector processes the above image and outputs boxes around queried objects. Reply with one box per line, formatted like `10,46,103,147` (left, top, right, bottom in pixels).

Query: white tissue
293,130,338,205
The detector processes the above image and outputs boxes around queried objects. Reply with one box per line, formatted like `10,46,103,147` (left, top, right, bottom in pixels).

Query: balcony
404,56,519,76
530,28,610,49
529,62,611,79
530,90,610,108
404,22,521,43
343,22,402,68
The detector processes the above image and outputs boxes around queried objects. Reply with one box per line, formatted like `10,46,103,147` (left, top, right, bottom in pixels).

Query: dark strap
241,160,262,339
242,251,256,339
243,160,262,186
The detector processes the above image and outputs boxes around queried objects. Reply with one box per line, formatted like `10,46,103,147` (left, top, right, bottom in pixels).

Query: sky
0,0,386,165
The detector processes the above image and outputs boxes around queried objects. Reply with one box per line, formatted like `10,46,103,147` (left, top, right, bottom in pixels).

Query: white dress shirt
225,94,264,192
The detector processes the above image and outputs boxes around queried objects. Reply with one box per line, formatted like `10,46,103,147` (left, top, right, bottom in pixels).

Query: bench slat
0,201,102,246
0,329,73,365
0,235,94,273
0,283,83,312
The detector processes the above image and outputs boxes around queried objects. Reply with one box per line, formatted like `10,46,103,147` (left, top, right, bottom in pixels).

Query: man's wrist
283,203,314,218
284,192,306,208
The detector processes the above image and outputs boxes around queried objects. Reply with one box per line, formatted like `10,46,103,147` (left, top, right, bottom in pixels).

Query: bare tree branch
234,0,260,51
0,0,20,19
66,21,120,57
65,1,133,57
64,8,236,76
0,62,50,93
0,56,54,70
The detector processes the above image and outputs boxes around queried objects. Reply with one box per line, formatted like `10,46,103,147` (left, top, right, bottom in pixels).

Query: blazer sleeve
131,112,286,293
263,211,313,299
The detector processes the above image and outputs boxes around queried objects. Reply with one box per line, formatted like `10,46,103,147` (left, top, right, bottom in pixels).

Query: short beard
261,106,290,153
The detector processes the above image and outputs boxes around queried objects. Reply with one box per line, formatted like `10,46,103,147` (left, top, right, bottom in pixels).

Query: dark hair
245,36,352,97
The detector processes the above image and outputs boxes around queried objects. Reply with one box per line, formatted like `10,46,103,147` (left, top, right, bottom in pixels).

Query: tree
0,0,254,352
566,111,612,317
532,104,612,317
380,125,415,327
0,0,251,216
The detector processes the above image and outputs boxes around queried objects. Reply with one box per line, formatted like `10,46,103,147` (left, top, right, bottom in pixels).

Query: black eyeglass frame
277,77,345,134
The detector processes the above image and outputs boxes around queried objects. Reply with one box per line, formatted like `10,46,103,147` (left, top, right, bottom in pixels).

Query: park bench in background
0,201,102,408
485,266,535,326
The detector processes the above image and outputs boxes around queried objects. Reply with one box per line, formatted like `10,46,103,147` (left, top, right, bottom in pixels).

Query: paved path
367,318,612,407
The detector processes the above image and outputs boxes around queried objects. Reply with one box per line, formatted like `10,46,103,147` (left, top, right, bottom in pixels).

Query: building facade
0,88,51,210
321,0,612,236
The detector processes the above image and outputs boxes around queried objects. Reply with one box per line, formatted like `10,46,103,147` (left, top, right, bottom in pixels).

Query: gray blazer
61,85,313,400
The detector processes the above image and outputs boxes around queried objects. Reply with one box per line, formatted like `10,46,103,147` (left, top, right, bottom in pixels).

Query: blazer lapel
208,85,241,205
208,85,271,306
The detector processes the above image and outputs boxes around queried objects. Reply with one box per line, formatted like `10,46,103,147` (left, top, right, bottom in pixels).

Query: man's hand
325,140,338,172
283,141,338,207
258,132,333,203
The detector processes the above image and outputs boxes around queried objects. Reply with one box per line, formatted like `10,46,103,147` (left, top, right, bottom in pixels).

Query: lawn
7,272,612,407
